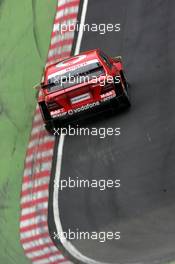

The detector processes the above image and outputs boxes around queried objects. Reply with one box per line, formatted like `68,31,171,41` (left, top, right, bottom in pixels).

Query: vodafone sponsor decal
68,101,100,115
51,90,116,118
69,91,116,114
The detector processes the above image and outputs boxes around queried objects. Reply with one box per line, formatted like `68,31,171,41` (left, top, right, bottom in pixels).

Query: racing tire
113,72,131,110
45,120,56,135
45,119,63,135
119,70,131,108
119,92,131,108
120,70,128,89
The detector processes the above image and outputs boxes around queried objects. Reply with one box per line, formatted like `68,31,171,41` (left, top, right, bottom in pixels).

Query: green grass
0,1,56,263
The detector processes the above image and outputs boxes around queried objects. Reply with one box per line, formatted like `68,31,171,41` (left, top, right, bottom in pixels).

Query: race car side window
99,51,113,69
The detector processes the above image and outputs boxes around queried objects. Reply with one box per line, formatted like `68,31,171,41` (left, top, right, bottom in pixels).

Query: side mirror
33,83,43,90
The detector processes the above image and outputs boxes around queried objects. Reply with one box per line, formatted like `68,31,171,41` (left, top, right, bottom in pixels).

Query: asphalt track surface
49,0,175,263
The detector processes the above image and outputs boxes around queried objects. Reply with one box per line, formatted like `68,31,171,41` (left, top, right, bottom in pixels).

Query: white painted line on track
54,133,111,264
53,0,115,263
74,0,88,55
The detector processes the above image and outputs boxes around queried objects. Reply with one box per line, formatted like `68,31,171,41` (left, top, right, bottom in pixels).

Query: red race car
37,49,131,133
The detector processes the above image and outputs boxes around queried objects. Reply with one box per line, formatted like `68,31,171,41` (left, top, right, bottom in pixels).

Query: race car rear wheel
113,72,131,109
45,120,56,134
119,92,131,108
45,119,63,135
119,70,131,107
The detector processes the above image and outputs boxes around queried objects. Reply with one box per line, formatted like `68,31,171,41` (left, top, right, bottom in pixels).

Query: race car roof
45,49,100,81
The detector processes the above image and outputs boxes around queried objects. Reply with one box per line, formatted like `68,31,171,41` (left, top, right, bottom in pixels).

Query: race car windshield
47,62,105,92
